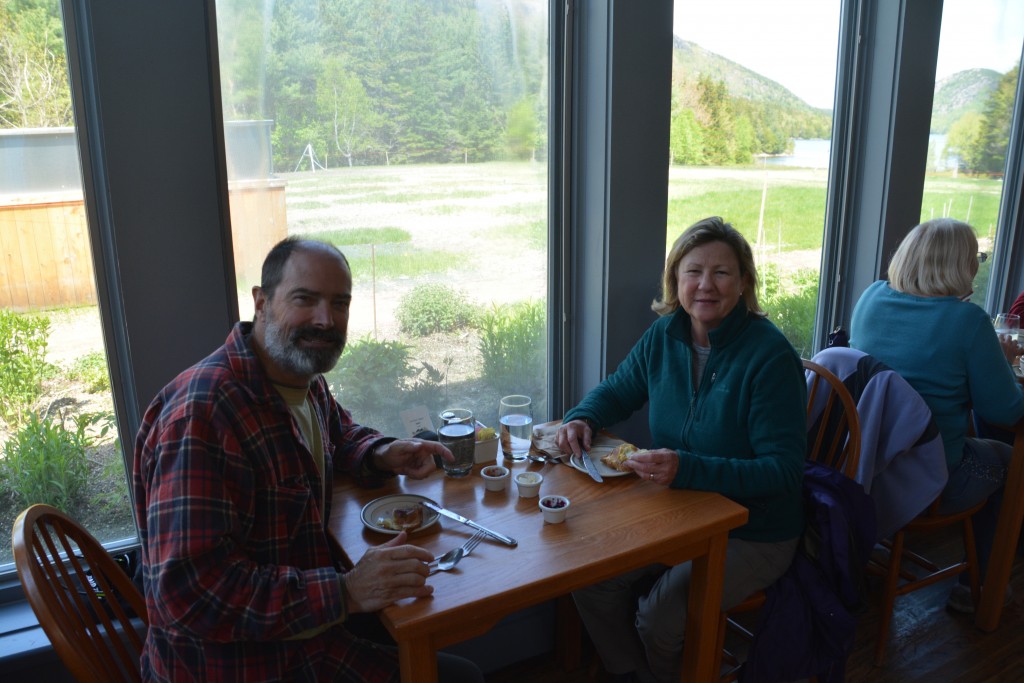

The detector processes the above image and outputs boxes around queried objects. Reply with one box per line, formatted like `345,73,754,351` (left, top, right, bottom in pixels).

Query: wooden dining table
976,417,1024,631
328,447,748,683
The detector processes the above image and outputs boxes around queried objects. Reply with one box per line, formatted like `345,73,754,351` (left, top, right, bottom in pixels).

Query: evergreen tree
696,75,735,165
732,115,756,164
976,66,1018,175
670,108,705,165
945,111,984,174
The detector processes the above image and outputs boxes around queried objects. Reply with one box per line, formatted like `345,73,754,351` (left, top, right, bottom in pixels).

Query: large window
669,0,841,357
214,0,550,435
0,1,132,574
925,0,1024,309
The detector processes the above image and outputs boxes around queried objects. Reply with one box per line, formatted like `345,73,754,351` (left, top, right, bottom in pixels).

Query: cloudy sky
672,0,1023,109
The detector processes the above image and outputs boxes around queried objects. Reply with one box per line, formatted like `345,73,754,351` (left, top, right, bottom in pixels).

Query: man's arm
320,380,451,481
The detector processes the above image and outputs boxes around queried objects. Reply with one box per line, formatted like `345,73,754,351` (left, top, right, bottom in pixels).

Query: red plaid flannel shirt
133,322,399,682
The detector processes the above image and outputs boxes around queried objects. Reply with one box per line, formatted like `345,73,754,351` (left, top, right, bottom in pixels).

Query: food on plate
600,442,649,473
377,504,424,531
477,426,496,441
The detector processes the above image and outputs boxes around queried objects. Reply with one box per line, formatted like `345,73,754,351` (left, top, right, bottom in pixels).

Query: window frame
5,0,1024,639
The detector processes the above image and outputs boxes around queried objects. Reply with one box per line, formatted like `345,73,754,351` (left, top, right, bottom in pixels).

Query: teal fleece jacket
565,302,806,542
851,280,1024,469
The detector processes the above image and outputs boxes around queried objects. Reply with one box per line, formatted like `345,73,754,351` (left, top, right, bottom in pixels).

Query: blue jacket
740,461,876,683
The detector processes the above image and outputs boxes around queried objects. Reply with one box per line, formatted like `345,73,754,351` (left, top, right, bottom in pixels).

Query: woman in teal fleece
850,217,1024,613
557,217,806,683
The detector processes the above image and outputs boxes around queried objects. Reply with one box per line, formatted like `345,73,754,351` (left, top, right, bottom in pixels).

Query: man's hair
888,218,978,297
651,216,763,317
260,237,350,299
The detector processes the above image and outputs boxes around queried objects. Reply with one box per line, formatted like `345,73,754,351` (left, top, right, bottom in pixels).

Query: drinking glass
499,395,534,462
440,408,473,427
994,313,1020,342
438,408,476,477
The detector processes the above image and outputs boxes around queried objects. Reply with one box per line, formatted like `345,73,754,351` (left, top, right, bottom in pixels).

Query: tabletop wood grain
330,452,747,682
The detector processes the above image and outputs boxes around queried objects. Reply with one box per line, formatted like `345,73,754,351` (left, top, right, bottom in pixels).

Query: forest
0,0,1015,175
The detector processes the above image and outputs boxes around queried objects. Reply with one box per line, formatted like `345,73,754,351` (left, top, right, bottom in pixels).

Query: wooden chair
12,504,148,683
867,402,987,665
800,349,986,665
717,359,862,681
870,496,983,665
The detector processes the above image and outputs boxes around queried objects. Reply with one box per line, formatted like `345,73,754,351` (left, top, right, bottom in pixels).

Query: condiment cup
480,465,510,491
539,495,570,524
514,471,543,498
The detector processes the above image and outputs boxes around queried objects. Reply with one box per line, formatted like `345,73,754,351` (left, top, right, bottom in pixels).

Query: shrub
478,300,546,398
1,410,114,511
328,336,447,434
761,265,819,357
396,283,476,337
0,309,52,427
68,352,112,393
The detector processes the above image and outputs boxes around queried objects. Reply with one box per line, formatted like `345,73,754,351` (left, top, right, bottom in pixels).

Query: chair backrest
12,504,148,683
803,358,862,479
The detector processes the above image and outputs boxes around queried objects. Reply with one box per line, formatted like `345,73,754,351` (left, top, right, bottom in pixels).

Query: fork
428,530,486,574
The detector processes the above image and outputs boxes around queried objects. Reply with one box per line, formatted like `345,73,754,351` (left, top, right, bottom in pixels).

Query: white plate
360,494,440,535
569,453,633,478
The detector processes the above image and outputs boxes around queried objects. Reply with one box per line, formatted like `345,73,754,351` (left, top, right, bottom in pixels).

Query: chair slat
13,504,148,683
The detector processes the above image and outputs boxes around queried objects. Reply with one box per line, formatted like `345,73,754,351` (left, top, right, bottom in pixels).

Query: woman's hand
556,419,593,457
623,448,679,486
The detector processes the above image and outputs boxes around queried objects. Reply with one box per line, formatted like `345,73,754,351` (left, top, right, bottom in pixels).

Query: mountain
671,38,831,115
671,38,833,146
931,68,1001,133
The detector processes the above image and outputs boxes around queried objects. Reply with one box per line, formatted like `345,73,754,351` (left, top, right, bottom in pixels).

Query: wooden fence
0,179,287,311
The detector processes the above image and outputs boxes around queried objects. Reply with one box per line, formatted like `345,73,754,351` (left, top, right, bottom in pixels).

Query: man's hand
374,438,452,479
344,531,434,613
555,419,593,457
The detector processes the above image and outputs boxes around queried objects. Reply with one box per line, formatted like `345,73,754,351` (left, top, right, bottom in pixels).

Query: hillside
931,68,1001,133
671,37,833,146
672,38,831,115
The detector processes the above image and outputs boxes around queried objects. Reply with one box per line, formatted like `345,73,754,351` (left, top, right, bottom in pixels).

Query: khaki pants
573,536,798,683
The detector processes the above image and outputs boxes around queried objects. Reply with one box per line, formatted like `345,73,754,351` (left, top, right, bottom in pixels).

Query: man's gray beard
263,316,344,377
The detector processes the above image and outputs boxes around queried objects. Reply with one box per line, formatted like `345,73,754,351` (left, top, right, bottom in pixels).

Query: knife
580,449,604,483
421,501,518,547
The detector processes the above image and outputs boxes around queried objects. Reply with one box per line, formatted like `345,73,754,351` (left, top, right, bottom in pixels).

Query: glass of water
994,313,1020,339
438,408,476,477
499,395,534,462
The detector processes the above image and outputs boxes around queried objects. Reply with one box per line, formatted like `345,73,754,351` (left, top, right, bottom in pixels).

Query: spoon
434,546,466,572
429,531,486,573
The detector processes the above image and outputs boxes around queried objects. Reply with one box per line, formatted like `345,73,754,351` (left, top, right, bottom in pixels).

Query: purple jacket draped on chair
808,346,948,540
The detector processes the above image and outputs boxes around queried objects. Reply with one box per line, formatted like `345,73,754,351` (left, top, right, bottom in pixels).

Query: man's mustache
291,326,345,345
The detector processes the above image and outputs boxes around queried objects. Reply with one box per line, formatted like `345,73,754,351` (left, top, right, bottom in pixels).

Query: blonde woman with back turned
850,217,1024,613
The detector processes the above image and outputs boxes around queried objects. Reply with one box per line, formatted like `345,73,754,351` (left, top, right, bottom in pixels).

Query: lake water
763,139,832,169
764,135,951,170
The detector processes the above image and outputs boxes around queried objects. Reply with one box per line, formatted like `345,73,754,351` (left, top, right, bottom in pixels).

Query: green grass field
666,166,1003,255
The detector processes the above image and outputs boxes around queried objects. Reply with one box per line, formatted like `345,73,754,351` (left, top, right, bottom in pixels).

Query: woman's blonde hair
651,216,763,317
888,218,979,297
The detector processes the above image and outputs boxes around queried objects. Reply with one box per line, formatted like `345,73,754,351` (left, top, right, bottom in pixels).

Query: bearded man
133,238,482,682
